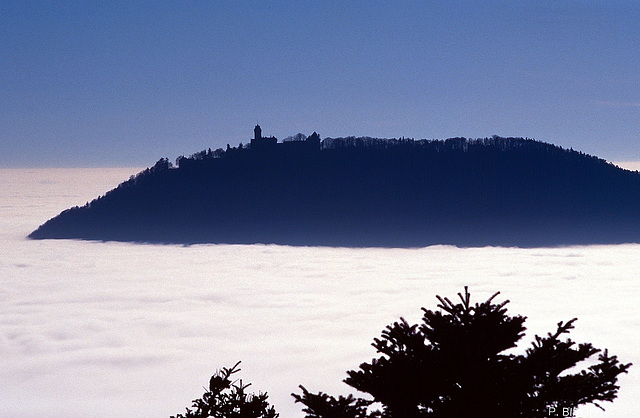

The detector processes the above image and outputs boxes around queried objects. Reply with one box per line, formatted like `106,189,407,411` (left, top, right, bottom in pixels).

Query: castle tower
251,124,276,150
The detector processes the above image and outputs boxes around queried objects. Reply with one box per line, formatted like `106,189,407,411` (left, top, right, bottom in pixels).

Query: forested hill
29,136,640,247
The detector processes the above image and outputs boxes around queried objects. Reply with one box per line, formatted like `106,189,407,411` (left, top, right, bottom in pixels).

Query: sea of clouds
1,168,638,417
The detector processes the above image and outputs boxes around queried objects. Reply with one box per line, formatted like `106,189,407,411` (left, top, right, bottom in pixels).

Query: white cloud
1,169,638,417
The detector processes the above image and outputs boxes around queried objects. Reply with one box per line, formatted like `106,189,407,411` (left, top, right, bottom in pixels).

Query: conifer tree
294,287,631,418
172,362,278,418
174,288,631,418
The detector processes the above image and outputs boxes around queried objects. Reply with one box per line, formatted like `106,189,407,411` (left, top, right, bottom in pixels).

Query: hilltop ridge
29,127,640,247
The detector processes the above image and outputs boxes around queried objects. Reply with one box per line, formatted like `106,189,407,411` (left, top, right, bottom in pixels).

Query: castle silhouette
250,124,277,149
175,125,321,169
250,124,320,152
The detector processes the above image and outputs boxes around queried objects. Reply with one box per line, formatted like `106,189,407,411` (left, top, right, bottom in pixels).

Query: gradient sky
3,1,640,167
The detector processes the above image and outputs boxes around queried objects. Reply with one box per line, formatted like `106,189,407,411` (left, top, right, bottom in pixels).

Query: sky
2,1,640,167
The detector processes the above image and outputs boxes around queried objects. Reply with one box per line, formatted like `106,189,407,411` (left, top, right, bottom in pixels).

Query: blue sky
2,1,640,167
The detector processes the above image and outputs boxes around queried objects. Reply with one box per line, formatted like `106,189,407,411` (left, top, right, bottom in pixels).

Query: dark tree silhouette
294,287,631,418
171,361,278,418
292,386,374,418
173,288,630,418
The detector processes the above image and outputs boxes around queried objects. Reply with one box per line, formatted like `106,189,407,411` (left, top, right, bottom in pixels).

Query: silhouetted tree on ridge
173,287,631,418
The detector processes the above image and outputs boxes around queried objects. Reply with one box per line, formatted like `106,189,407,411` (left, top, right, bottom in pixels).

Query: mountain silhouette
29,129,640,247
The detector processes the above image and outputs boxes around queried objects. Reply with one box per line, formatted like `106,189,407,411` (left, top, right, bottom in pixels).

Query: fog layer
1,169,637,417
